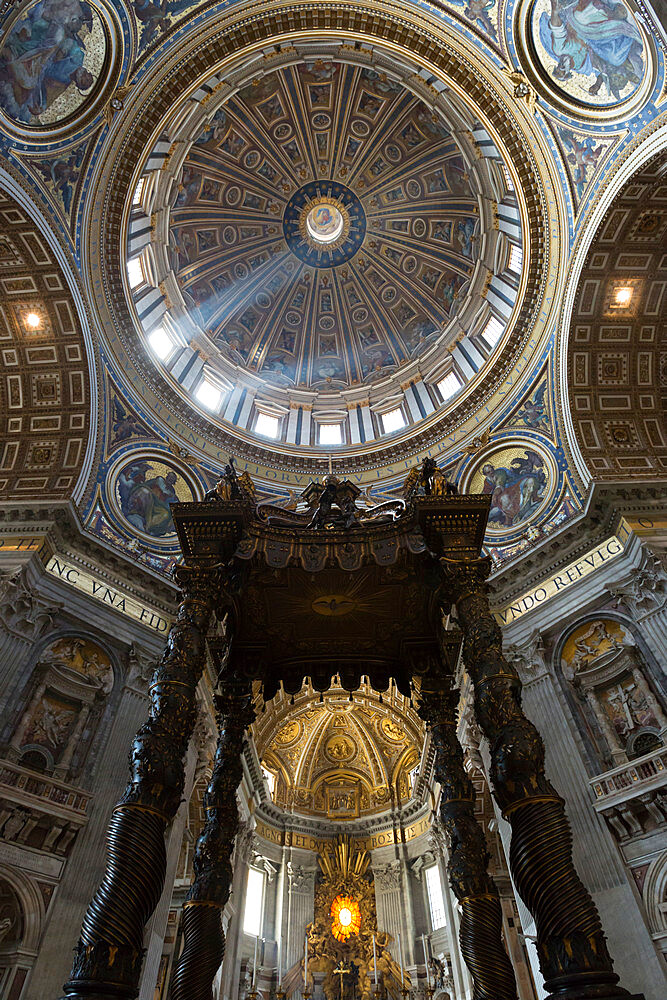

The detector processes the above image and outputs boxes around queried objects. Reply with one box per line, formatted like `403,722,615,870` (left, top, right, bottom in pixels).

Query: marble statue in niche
22,692,77,756
533,0,645,105
0,0,107,127
6,635,113,777
0,881,23,947
561,618,666,766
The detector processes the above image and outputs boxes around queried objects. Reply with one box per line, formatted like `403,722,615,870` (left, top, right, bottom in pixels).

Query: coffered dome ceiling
253,681,423,820
117,34,540,467
166,63,480,388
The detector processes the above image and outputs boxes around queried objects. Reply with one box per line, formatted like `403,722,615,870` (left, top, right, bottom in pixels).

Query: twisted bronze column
61,564,221,1000
419,687,517,1000
169,676,254,1000
440,556,628,1000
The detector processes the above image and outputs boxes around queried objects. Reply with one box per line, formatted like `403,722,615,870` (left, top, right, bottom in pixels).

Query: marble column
7,674,48,756
54,702,92,779
581,688,626,766
440,556,630,1000
60,563,222,1000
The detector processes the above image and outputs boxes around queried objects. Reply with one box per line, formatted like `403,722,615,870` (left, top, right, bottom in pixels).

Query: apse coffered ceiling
253,680,423,819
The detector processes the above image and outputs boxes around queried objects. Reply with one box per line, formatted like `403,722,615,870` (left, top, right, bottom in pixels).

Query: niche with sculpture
5,636,113,780
0,878,25,999
560,618,666,768
0,879,23,950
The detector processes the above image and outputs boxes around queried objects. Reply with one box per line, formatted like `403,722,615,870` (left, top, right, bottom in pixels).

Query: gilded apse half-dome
123,47,526,459
253,681,423,820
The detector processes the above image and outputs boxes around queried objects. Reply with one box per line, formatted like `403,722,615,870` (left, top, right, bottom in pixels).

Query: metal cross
334,960,350,1000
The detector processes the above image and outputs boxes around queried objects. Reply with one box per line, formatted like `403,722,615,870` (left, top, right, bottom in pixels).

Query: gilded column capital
438,556,492,602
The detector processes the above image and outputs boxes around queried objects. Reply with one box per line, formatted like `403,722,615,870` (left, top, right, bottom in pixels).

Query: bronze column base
169,676,255,1000
419,688,517,1000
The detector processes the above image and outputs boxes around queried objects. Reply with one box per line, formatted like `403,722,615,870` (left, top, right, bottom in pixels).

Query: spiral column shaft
419,688,517,1000
441,557,628,1000
61,565,222,1000
169,676,254,1000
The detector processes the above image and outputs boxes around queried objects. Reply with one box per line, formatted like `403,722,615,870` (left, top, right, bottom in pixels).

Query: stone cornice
490,482,667,605
0,500,178,609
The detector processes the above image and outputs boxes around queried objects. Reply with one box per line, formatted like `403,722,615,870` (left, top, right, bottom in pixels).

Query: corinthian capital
173,563,223,603
608,546,667,619
438,556,491,602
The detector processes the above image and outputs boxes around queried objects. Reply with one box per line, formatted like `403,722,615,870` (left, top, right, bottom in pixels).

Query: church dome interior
123,47,528,457
0,2,665,1000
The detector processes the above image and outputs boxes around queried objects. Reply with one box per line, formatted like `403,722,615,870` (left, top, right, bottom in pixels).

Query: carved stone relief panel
4,634,114,780
559,617,666,767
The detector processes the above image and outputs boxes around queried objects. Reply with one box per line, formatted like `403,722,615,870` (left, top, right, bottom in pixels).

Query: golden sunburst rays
271,571,398,630
318,833,370,882
330,894,362,941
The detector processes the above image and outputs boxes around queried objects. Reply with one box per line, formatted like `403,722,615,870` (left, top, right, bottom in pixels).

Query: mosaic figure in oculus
0,1,107,127
533,0,645,105
470,447,548,529
114,458,194,539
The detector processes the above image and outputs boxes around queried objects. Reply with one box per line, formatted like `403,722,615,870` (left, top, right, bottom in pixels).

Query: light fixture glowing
614,286,633,306
306,201,344,244
195,379,222,411
148,327,173,359
25,312,41,329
